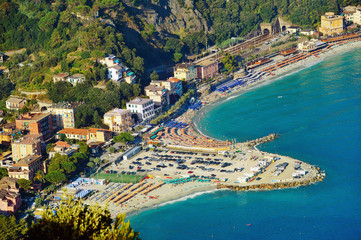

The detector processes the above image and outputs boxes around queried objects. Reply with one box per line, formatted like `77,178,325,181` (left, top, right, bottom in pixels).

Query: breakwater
217,168,325,192
245,133,279,148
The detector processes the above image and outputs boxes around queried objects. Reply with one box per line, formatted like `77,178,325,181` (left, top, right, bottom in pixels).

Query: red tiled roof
167,77,181,83
55,141,70,148
59,128,89,136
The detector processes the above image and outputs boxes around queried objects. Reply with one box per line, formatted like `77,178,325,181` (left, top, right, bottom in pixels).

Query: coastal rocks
246,133,279,148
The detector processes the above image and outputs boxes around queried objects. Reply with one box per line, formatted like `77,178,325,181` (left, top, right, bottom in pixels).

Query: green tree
17,178,33,190
61,161,76,174
132,84,141,96
93,110,102,126
34,170,45,183
222,53,237,73
0,215,27,240
26,198,140,239
109,146,116,153
0,167,8,179
150,70,159,81
35,197,44,208
173,52,183,63
45,171,67,184
113,132,134,143
50,30,63,48
20,105,30,115
87,161,95,169
79,141,90,155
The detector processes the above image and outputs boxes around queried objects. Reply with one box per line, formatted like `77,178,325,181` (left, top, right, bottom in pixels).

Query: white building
353,8,361,25
67,74,85,86
297,39,327,52
126,98,155,123
342,6,357,22
108,65,123,82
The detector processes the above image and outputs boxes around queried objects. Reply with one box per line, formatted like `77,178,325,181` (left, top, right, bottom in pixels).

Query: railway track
194,34,275,63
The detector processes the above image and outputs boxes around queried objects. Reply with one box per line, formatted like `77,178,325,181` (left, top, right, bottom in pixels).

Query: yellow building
174,63,197,81
11,134,42,162
103,109,133,133
319,12,344,35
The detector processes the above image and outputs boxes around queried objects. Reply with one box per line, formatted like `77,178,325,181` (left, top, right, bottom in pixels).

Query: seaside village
6,6,361,217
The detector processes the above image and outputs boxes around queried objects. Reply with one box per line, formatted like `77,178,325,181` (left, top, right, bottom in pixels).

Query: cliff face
130,0,211,35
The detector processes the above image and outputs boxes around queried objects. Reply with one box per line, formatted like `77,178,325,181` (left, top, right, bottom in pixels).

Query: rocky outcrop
128,0,211,35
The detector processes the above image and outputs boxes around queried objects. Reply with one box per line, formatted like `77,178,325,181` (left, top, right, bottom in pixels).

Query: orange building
16,112,55,140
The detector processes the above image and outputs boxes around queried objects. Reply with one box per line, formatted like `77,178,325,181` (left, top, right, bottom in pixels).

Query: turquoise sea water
129,49,361,239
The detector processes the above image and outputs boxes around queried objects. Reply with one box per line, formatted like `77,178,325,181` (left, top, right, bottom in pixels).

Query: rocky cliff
125,0,211,35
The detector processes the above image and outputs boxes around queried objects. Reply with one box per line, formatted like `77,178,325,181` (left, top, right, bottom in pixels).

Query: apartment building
144,85,170,109
319,12,344,35
8,155,43,181
16,112,55,140
47,102,82,129
196,60,219,80
103,108,134,133
11,134,42,162
174,63,197,81
126,98,155,122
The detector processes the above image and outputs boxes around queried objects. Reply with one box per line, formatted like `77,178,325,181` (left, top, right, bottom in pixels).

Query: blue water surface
129,49,361,240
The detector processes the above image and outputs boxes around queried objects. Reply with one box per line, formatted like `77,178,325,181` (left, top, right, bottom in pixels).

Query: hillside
0,0,359,101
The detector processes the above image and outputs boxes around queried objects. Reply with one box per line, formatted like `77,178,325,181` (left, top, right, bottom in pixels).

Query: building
353,7,361,25
0,53,7,63
0,151,13,168
8,155,43,181
126,98,155,123
48,141,77,159
319,12,344,35
0,177,21,215
144,85,170,109
58,128,89,141
297,39,327,52
103,108,134,133
12,134,42,162
167,78,183,97
47,102,82,129
287,26,300,34
6,97,27,111
53,73,69,83
67,73,85,86
88,128,112,142
300,29,316,36
342,6,357,22
100,55,117,67
57,128,112,142
16,112,55,140
196,60,219,80
174,63,197,81
108,65,123,82
0,123,17,146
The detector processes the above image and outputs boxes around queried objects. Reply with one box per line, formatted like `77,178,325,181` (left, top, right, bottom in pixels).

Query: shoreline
107,40,361,218
190,40,361,141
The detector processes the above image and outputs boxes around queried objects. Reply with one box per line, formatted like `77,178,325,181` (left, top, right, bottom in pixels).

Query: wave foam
158,189,223,207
